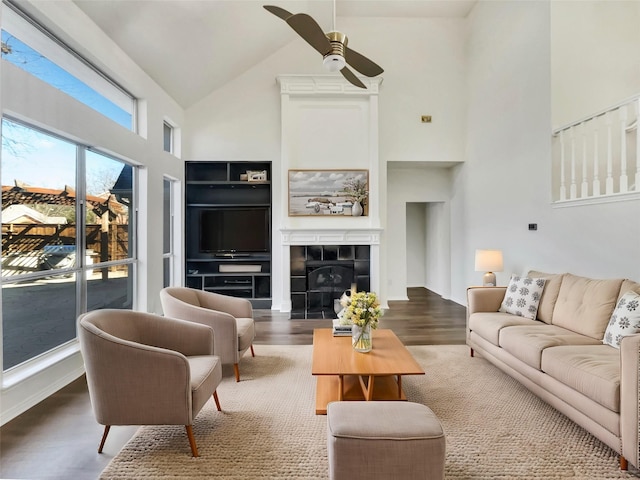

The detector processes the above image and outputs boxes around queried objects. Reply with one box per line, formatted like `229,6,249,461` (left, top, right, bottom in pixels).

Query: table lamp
475,249,503,286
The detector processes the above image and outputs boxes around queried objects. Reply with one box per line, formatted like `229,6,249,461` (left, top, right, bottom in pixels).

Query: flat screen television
199,208,270,254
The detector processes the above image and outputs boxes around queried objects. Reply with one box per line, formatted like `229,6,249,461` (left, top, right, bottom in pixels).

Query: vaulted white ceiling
72,0,476,108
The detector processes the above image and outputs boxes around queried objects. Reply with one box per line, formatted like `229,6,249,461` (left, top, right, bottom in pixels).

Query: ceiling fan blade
340,67,366,89
344,47,384,77
263,5,293,21
286,13,331,56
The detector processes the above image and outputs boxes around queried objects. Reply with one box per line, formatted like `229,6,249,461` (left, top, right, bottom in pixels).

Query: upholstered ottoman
326,401,446,480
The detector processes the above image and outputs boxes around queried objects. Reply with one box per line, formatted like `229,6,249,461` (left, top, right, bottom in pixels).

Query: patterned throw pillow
603,291,640,349
499,275,546,320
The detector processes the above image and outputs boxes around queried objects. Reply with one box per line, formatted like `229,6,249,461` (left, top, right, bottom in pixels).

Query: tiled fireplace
277,228,382,315
290,245,370,319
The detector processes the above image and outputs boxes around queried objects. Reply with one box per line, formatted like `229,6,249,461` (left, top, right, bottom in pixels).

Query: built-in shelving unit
185,161,272,308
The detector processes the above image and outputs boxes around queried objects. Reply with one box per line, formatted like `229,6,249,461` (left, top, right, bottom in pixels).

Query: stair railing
552,95,640,205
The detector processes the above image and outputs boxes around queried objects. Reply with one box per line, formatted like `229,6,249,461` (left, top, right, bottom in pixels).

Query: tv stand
185,161,272,308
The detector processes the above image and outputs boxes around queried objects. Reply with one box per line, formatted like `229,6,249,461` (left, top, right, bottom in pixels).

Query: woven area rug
100,344,638,479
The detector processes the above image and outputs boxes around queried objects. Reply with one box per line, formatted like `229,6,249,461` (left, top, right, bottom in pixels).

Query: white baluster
581,123,589,198
593,127,600,196
559,129,566,201
636,99,640,191
619,105,628,193
605,112,614,195
570,128,577,199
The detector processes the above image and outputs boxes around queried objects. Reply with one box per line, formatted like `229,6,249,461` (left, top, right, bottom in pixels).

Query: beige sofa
467,271,640,471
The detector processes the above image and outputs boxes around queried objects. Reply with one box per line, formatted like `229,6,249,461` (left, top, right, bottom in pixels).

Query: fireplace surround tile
290,244,370,319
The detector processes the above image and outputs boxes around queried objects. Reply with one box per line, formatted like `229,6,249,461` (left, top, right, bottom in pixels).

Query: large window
1,118,137,370
1,2,135,130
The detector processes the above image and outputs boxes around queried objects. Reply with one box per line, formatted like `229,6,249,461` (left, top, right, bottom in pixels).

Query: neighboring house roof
1,205,67,224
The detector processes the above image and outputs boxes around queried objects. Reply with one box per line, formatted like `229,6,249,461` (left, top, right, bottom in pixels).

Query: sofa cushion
468,312,539,346
499,324,601,370
499,275,546,319
551,274,623,340
541,345,620,412
603,291,640,348
619,279,640,300
527,271,564,324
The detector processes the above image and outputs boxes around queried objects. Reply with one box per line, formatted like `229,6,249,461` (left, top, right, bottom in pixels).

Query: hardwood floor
0,288,466,480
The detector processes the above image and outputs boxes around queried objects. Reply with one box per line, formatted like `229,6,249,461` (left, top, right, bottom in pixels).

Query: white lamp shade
474,249,503,272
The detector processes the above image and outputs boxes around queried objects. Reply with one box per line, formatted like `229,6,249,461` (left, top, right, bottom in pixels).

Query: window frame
162,176,179,288
1,116,139,374
163,121,173,154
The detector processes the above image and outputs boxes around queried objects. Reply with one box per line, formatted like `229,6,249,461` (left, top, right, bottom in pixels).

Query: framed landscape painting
288,169,369,216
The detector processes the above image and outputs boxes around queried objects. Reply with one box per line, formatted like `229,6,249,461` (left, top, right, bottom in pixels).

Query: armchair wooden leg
250,345,255,357
234,363,240,382
620,455,628,470
186,425,199,457
98,425,111,453
470,348,474,357
213,391,222,411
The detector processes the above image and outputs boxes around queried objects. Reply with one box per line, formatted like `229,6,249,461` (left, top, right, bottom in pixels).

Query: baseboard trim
1,351,85,426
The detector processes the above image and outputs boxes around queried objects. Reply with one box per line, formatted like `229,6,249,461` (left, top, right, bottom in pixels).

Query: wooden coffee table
311,328,425,414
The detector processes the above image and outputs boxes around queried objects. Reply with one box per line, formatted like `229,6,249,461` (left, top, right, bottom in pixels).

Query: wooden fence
1,223,129,276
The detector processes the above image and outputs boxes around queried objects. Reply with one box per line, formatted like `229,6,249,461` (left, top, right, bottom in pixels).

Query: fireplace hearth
290,245,370,319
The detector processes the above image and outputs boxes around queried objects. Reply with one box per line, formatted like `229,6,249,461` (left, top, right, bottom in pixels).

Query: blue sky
1,30,131,129
1,32,128,194
2,119,125,195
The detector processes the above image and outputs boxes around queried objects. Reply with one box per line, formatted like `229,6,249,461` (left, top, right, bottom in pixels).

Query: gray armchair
78,309,223,457
160,287,256,382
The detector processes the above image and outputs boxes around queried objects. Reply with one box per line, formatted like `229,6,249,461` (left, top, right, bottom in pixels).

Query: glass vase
352,323,372,353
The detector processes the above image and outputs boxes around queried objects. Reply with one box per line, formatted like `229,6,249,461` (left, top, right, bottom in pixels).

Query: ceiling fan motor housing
323,31,347,71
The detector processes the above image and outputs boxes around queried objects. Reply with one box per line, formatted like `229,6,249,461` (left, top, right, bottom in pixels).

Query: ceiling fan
263,2,383,89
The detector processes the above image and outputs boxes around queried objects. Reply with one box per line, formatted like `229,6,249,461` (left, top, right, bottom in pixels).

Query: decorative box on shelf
219,264,262,273
247,170,267,182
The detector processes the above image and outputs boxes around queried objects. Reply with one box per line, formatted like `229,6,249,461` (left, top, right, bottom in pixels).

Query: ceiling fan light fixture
323,54,346,72
264,5,383,88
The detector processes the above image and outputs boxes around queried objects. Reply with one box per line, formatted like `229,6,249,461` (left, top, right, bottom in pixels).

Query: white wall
451,0,640,306
451,1,554,303
406,203,426,288
355,17,467,164
185,16,467,164
551,1,640,128
0,0,185,424
425,201,450,296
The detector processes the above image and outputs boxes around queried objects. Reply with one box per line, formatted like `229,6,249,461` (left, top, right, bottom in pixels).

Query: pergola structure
1,183,126,220
1,182,129,276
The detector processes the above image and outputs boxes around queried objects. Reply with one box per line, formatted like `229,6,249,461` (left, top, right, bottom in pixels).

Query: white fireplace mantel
280,228,382,246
